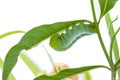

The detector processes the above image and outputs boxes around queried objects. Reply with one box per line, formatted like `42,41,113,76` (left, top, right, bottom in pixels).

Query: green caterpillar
49,22,96,51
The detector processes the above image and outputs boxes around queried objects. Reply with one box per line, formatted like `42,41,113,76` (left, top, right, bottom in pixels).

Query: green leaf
2,20,93,80
0,30,24,80
49,22,96,51
9,74,16,80
0,30,25,39
0,58,3,69
0,30,41,76
105,13,120,79
0,58,16,80
20,53,41,76
84,71,92,80
34,65,108,80
99,0,117,17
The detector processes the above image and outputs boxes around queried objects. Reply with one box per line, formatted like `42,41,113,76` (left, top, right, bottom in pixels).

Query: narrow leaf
0,58,16,80
9,74,16,80
34,65,108,80
20,53,41,76
0,30,25,39
84,71,92,80
99,0,117,17
2,44,25,80
0,58,3,69
0,30,24,80
105,13,119,60
50,22,96,51
105,13,120,79
2,20,94,80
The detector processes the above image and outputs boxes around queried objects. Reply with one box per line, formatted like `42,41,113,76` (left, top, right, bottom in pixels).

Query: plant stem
105,13,120,79
111,68,116,80
96,28,116,80
90,0,97,23
90,0,112,67
42,45,58,74
110,27,120,63
90,0,116,80
115,58,120,68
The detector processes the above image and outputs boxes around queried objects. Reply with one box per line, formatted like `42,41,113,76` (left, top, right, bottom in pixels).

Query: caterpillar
49,22,96,51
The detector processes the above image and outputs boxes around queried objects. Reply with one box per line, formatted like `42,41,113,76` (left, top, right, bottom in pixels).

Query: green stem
90,0,97,23
117,65,120,70
97,29,113,67
105,13,120,79
90,1,116,80
90,0,112,67
111,68,116,80
110,27,120,63
115,58,120,68
105,13,120,62
42,45,58,74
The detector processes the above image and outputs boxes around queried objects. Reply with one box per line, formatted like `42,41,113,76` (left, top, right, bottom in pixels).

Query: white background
0,0,120,80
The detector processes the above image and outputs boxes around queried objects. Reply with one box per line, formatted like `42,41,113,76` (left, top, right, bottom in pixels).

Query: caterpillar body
49,22,96,51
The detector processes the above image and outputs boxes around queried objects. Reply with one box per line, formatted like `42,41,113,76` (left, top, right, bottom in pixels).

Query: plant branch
115,58,120,68
42,45,58,74
97,28,113,67
105,13,120,79
90,2,116,80
90,0,112,67
110,27,120,63
90,0,97,23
